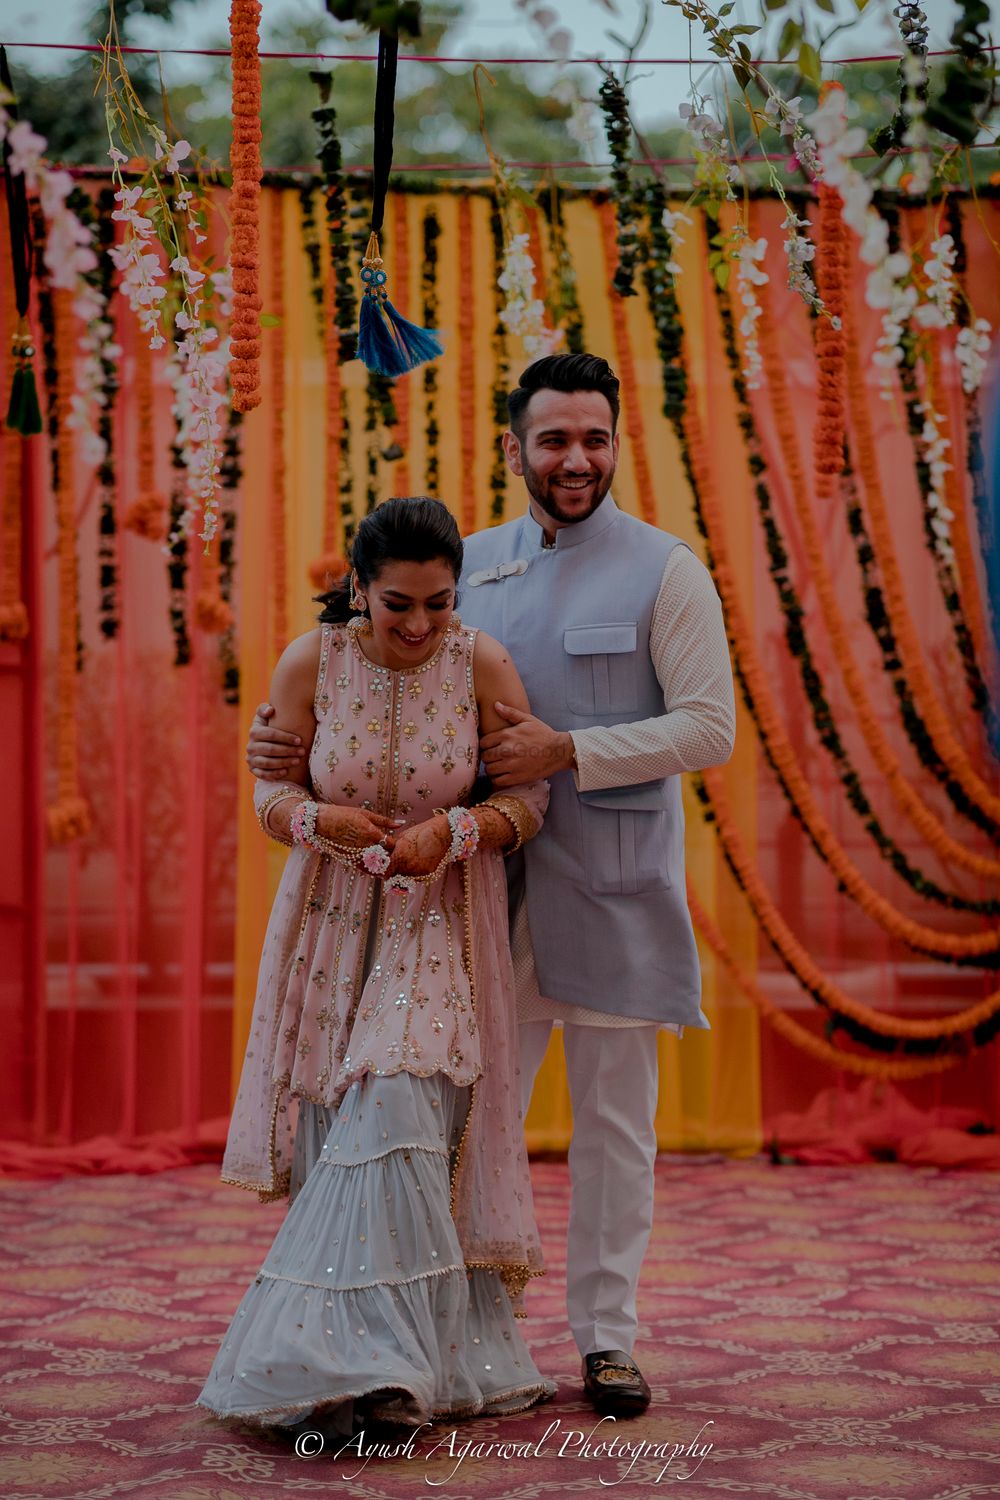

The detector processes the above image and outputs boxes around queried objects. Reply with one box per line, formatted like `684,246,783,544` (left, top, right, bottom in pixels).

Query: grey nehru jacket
459,495,709,1028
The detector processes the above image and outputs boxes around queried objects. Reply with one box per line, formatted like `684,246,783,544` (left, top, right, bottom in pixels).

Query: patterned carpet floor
1,1157,998,1500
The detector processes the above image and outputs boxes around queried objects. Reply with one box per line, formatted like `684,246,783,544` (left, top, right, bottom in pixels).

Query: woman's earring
349,575,366,614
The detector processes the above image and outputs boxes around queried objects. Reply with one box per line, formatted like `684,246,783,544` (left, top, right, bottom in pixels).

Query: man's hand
383,815,452,878
247,702,306,779
479,703,575,787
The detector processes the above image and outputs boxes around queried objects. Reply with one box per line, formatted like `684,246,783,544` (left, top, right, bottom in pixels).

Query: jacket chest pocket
563,623,639,715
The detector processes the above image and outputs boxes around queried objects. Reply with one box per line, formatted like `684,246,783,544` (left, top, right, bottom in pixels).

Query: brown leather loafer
582,1349,651,1417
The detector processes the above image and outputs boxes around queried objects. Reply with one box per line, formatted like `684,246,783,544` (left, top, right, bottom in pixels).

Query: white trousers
518,1020,660,1358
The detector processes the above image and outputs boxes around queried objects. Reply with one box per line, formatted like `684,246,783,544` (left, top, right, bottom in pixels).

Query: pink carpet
1,1158,998,1499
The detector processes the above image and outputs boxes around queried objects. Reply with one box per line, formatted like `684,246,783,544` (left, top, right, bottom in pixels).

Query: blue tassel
356,290,443,377
355,234,443,376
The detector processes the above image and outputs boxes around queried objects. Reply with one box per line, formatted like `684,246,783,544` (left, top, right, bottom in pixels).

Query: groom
246,353,735,1417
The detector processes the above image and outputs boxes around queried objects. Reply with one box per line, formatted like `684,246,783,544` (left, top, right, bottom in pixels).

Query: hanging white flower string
475,63,564,365
918,403,956,569
0,100,112,467
680,98,739,202
806,85,914,397
497,231,564,361
660,205,693,280
733,227,768,390
956,318,992,395
914,233,957,329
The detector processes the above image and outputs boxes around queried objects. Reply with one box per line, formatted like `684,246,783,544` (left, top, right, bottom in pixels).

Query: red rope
61,143,996,178
6,40,999,65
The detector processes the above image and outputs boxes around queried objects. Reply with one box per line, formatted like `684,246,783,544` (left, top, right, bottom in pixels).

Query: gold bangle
256,785,307,847
479,794,537,854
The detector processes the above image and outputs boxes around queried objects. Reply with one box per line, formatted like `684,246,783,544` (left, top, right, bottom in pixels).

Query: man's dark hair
507,353,621,439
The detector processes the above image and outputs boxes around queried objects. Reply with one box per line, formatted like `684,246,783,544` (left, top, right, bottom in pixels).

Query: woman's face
357,557,458,670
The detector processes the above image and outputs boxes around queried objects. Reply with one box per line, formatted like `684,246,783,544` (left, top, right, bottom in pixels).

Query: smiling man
247,352,736,1418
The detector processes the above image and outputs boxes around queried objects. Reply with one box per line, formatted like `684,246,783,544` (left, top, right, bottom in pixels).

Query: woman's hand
316,804,404,850
383,815,451,878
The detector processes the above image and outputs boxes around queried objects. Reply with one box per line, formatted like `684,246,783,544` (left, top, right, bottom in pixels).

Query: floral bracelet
446,805,480,863
289,799,319,847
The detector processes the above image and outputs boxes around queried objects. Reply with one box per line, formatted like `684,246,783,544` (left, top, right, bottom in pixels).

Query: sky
1,0,991,137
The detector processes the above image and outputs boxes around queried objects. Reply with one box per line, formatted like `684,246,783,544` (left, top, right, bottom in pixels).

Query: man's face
502,388,620,529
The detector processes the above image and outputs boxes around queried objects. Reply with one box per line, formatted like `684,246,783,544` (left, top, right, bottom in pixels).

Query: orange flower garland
268,189,288,655
812,184,847,501
700,765,1000,1038
0,432,28,642
687,885,961,1078
228,0,263,413
392,191,412,497
309,241,345,589
457,195,476,534
0,204,28,642
193,531,234,634
928,330,990,672
47,290,91,845
845,300,1000,825
597,200,656,526
755,257,1000,882
123,330,167,540
682,386,1000,961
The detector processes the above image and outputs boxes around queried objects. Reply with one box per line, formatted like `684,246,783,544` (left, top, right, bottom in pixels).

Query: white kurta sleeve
569,546,736,793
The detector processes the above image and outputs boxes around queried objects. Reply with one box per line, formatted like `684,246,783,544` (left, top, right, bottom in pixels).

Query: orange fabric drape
2,185,998,1173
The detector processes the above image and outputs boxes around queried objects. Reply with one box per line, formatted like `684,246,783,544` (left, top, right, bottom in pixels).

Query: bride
197,496,555,1434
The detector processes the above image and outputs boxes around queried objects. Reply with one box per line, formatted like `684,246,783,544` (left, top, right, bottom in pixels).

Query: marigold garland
228,0,263,413
669,316,1000,963
268,188,288,655
0,428,28,642
123,322,167,540
812,184,847,502
598,199,658,530
844,297,1000,826
489,200,511,524
217,409,241,702
86,186,120,640
598,70,641,298
166,427,191,667
897,311,989,721
457,195,476,534
928,327,991,690
842,452,999,841
754,246,1000,886
391,191,412,496
421,205,441,495
697,768,1000,1042
309,235,346,587
687,885,962,1078
46,289,91,844
540,179,585,354
298,182,326,343
0,203,28,641
524,203,556,340
193,530,234,634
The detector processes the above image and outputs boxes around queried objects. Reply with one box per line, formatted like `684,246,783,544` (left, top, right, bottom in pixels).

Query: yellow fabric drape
231,186,775,1155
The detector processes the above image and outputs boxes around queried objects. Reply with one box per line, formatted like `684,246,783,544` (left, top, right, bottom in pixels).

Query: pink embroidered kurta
224,616,497,1199
279,616,482,1103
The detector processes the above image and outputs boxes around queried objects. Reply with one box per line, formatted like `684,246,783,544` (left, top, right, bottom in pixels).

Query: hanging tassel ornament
354,31,442,376
358,230,442,376
1,48,42,436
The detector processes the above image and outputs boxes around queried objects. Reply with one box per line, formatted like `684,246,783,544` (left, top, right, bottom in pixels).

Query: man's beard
521,456,615,525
